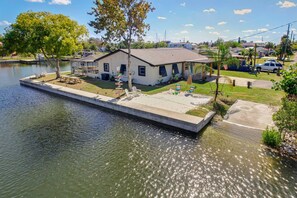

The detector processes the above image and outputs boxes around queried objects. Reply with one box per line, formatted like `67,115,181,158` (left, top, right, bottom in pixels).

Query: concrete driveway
224,100,278,130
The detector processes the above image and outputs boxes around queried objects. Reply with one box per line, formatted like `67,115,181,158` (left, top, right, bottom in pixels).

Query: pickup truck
256,61,283,73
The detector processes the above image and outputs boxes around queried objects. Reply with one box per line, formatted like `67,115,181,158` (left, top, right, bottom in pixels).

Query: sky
0,0,297,43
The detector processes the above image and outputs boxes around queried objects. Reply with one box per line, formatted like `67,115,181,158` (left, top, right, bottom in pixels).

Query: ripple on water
0,64,297,197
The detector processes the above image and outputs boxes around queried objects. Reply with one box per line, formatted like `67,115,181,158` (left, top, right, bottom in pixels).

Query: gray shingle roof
120,48,208,66
74,54,105,62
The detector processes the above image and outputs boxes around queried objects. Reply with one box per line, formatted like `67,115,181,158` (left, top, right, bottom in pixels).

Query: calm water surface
0,63,296,197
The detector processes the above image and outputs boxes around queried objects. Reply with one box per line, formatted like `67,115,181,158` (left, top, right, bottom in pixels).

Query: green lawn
144,81,284,106
38,74,284,106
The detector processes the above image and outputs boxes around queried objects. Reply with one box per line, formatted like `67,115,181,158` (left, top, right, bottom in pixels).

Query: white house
168,42,194,50
76,48,210,86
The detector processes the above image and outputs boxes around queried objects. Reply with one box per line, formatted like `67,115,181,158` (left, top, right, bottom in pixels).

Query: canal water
0,63,296,197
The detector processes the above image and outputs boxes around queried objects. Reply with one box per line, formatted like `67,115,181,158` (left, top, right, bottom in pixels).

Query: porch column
182,62,186,78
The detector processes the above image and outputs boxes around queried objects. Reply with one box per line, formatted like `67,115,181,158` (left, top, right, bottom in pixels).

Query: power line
229,20,297,41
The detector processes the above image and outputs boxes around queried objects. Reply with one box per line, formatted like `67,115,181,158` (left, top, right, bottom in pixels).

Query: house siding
94,51,183,86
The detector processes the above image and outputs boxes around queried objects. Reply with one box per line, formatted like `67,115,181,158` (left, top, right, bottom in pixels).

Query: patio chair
124,89,134,99
174,84,181,95
187,86,196,94
132,86,141,96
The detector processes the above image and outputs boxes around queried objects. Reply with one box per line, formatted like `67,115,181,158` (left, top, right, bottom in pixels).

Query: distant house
76,48,210,86
242,42,265,48
168,42,194,50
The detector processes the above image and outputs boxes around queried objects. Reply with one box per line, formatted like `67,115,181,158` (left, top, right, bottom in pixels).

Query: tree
265,42,275,54
276,35,293,60
208,42,233,101
0,34,7,57
89,0,154,90
3,11,88,78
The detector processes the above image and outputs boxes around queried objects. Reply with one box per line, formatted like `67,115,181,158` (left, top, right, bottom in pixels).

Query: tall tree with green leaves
3,11,88,78
276,35,293,60
89,0,154,90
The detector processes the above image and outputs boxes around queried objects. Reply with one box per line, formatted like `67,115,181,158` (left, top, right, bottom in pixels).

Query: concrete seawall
20,77,215,133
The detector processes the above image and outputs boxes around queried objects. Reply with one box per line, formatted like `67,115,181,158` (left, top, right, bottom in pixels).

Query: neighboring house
71,54,105,78
86,48,210,86
168,42,194,50
242,42,265,48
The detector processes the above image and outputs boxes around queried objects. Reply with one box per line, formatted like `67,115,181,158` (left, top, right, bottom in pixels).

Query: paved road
207,76,273,89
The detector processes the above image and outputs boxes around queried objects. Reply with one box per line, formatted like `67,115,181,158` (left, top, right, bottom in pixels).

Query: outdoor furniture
124,89,134,99
174,84,181,95
68,76,81,84
187,86,196,94
132,86,141,95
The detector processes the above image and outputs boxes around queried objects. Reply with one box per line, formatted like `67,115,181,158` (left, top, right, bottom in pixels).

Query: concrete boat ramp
20,77,215,133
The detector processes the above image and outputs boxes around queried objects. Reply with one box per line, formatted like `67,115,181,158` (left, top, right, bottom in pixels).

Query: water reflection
0,63,296,197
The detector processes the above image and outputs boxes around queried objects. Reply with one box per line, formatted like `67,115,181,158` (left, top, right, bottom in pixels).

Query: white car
256,61,283,73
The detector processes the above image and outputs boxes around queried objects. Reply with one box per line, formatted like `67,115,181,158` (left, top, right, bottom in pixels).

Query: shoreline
19,76,215,133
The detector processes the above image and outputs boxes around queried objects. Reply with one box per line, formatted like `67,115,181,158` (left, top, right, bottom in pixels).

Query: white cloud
49,0,71,5
184,24,194,27
180,2,186,7
258,28,268,32
242,29,256,33
203,8,216,13
157,16,167,20
209,31,220,36
224,29,230,32
205,26,215,30
234,9,252,15
25,0,44,2
266,24,270,27
239,20,245,23
276,1,296,8
218,21,227,26
180,30,189,34
0,20,11,26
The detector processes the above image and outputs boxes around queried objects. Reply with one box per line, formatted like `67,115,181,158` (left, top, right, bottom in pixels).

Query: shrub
262,127,282,148
273,97,297,133
272,65,297,96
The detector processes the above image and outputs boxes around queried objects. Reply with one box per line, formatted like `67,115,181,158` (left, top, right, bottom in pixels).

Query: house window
138,66,146,76
120,64,126,75
159,65,167,77
104,63,109,72
172,63,179,75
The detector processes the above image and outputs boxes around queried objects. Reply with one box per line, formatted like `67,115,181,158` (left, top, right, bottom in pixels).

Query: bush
272,65,297,96
273,97,297,133
262,127,282,148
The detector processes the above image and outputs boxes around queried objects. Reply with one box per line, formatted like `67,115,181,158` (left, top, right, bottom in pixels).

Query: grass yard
37,73,285,106
145,81,284,106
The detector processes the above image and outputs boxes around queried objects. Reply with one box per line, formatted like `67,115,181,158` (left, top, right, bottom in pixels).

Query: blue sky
0,0,296,43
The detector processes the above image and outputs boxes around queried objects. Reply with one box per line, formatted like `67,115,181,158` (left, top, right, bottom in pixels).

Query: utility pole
253,43,257,71
283,23,290,64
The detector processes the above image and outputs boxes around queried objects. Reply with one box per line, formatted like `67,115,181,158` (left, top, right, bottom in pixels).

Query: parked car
256,61,283,73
